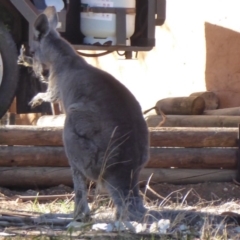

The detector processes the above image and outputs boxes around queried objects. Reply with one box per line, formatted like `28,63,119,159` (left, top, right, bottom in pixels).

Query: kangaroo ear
43,6,58,29
34,14,50,40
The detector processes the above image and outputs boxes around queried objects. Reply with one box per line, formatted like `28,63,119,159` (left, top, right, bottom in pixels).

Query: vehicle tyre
0,21,18,119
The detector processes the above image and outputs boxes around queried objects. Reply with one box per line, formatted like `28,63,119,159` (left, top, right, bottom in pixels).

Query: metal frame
10,0,38,44
76,0,158,51
10,0,66,44
8,0,165,53
156,0,166,26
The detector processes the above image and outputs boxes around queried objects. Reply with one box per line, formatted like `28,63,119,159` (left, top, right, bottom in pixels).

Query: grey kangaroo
31,6,159,222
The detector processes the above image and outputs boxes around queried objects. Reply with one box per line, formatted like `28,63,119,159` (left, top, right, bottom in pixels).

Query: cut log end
155,96,205,115
190,91,219,110
192,97,206,114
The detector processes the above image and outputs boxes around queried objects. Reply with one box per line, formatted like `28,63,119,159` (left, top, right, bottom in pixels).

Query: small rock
113,221,136,232
135,223,147,233
123,221,136,232
149,222,158,233
114,221,126,231
135,224,142,233
158,219,170,234
92,223,113,232
179,224,188,231
223,188,228,192
67,221,88,230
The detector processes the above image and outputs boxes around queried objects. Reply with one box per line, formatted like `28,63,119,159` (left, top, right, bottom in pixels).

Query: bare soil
1,181,240,239
0,181,240,205
145,181,240,205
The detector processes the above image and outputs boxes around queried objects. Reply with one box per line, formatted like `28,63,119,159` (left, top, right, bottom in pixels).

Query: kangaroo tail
143,106,156,115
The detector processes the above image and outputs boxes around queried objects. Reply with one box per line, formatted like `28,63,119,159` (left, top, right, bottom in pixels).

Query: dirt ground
0,181,240,206
1,181,240,239
145,181,240,205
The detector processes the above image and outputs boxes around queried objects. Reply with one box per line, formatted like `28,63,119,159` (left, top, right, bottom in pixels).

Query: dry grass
0,184,240,239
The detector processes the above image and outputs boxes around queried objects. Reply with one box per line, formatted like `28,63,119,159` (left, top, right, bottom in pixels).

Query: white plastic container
80,0,136,45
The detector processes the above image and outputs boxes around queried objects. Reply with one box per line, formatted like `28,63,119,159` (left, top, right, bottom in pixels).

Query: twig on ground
13,194,74,202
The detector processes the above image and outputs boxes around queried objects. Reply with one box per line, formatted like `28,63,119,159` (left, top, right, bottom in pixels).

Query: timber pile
36,91,240,128
0,125,238,188
144,91,240,127
146,115,240,128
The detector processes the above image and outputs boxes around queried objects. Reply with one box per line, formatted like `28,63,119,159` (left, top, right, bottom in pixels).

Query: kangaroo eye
30,51,35,56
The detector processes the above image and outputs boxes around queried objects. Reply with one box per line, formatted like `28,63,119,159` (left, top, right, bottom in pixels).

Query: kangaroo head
31,6,59,65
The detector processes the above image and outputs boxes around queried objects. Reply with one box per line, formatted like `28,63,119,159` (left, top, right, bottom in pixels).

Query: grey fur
18,45,57,108
18,45,49,84
28,47,59,108
31,7,159,222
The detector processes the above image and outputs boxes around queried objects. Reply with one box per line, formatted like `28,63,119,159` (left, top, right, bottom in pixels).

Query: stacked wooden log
35,91,240,128
144,91,240,128
0,125,238,188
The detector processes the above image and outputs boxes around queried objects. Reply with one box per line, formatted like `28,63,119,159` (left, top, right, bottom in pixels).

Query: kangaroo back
31,7,159,223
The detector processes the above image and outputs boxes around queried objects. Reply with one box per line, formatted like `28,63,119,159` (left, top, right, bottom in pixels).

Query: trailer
0,0,165,118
